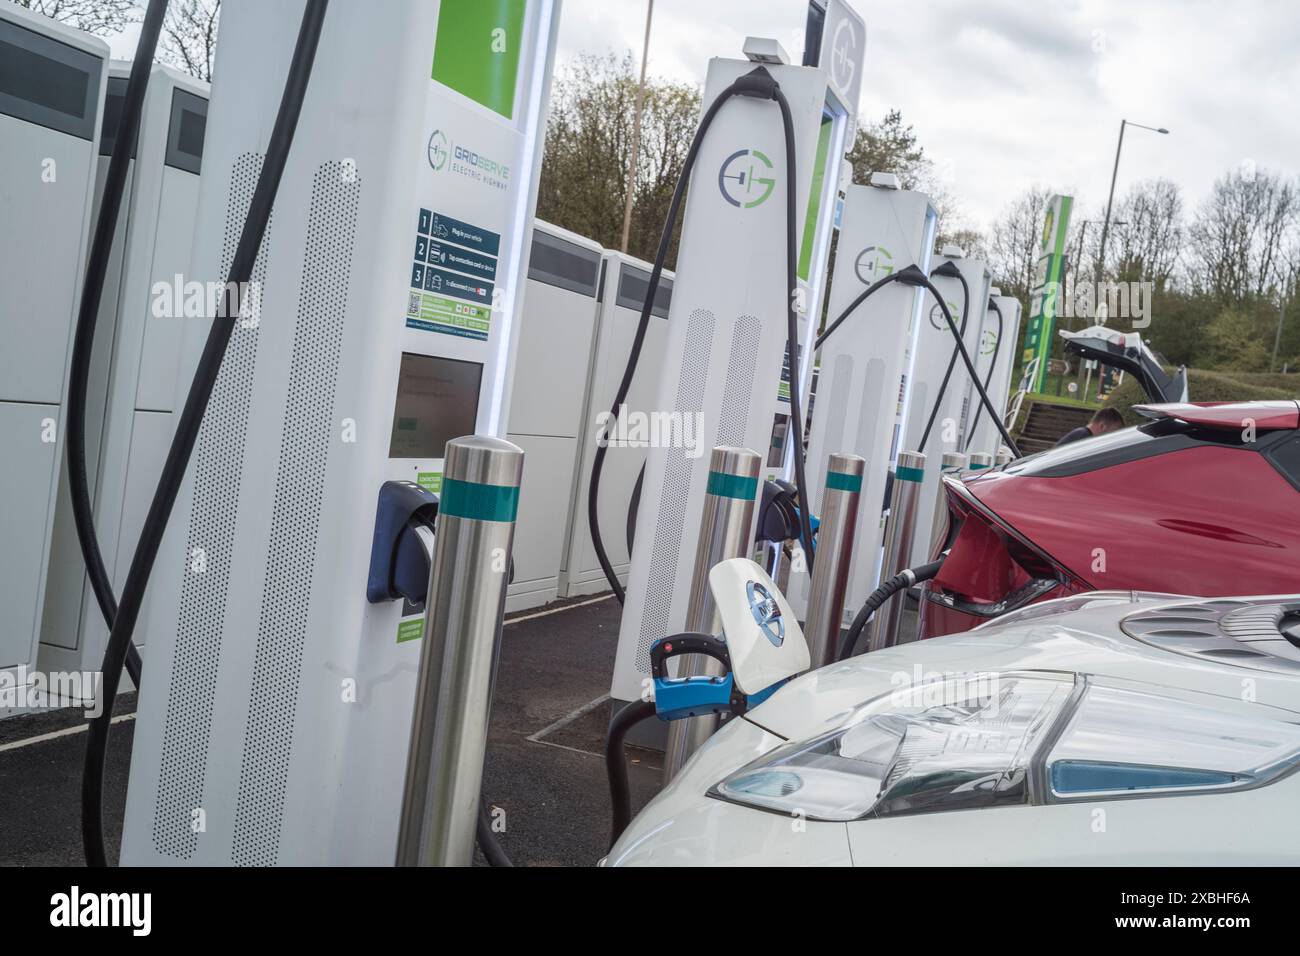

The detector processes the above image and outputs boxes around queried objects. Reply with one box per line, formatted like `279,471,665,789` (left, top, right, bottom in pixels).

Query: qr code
407,291,420,316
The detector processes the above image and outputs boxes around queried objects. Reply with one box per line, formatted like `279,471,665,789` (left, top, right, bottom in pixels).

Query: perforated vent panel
635,308,715,672
230,163,360,866
152,153,272,859
715,315,760,448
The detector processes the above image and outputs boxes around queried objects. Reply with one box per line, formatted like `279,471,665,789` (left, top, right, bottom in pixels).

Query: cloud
556,0,1300,236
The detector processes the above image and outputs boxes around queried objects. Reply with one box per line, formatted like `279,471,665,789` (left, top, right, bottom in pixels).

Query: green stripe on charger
826,470,863,493
896,465,925,483
706,470,758,501
440,477,520,522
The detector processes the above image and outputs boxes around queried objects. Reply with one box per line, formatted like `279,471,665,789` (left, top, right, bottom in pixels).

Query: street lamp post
1096,119,1169,286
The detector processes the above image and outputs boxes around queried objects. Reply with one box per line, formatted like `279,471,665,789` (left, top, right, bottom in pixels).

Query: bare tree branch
12,0,136,36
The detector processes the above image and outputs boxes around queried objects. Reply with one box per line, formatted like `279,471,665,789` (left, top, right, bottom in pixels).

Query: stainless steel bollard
927,452,967,559
969,451,993,470
995,447,1013,466
662,446,762,782
396,436,524,867
803,453,865,668
870,451,925,652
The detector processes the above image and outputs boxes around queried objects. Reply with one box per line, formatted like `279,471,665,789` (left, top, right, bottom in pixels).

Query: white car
607,582,1300,866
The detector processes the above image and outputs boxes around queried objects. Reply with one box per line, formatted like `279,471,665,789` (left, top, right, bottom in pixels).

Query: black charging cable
835,558,945,661
589,67,817,601
63,0,170,687
963,298,1004,452
916,260,970,454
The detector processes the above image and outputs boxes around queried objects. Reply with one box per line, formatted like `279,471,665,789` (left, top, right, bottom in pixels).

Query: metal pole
968,451,993,470
1272,294,1286,372
619,0,655,253
871,451,925,651
396,436,524,867
1097,120,1127,287
995,447,1013,466
926,452,966,560
803,453,865,668
662,446,761,782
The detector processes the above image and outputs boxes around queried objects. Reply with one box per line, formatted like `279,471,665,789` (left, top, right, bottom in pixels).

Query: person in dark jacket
1056,406,1125,446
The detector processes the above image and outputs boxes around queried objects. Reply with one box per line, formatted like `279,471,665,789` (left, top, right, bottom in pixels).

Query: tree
1106,178,1184,288
157,0,222,82
987,186,1052,302
1188,167,1298,303
845,109,928,188
945,226,990,264
12,0,135,35
1201,307,1272,371
537,53,700,265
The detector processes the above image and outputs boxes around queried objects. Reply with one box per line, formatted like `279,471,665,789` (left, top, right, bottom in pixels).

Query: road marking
506,593,613,626
0,596,617,753
0,712,136,753
527,693,610,743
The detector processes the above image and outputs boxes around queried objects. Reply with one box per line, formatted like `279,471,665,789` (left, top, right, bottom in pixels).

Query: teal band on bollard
706,470,759,501
970,463,990,470
896,465,925,483
826,470,863,493
439,477,520,522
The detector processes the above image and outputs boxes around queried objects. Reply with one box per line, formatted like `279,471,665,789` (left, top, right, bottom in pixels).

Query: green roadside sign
1022,194,1073,392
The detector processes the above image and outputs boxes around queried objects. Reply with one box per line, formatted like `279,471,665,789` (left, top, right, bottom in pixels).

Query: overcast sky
549,0,1300,233
107,0,1299,234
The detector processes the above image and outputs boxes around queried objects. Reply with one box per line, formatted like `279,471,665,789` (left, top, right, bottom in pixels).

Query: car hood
745,591,1300,743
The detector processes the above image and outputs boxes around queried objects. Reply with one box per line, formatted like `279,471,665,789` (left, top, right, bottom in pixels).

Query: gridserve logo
829,17,859,95
427,129,510,188
718,148,776,208
427,130,449,171
854,245,894,283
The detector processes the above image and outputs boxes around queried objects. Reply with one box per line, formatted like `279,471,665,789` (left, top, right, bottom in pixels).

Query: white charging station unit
964,289,1023,459
121,0,561,866
504,220,603,611
903,247,992,564
792,174,937,623
39,65,209,680
610,16,864,707
558,251,674,599
0,6,107,686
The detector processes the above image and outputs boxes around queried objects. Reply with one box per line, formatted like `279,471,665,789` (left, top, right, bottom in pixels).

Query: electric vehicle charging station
903,247,991,565
504,220,603,611
558,251,674,599
119,0,561,865
39,64,209,680
610,6,865,712
964,290,1022,459
792,173,937,624
0,5,107,683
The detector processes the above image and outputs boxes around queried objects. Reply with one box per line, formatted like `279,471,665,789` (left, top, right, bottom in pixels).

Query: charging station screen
388,353,482,459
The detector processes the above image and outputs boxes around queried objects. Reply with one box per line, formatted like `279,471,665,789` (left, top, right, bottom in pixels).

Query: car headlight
710,672,1300,822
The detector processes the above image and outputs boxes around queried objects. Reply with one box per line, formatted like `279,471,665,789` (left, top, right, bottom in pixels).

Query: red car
918,400,1300,639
